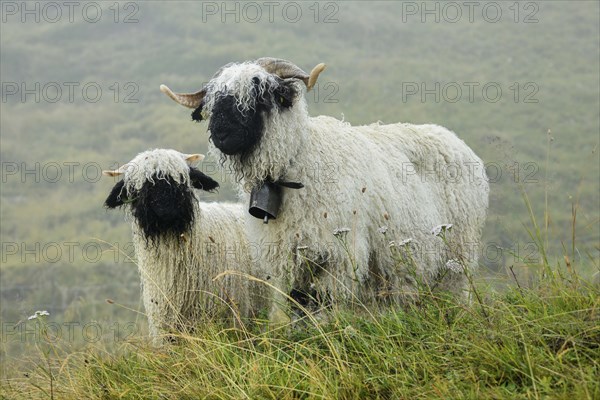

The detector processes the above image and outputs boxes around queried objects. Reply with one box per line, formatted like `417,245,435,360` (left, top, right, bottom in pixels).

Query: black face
208,93,264,156
192,77,297,157
104,168,219,243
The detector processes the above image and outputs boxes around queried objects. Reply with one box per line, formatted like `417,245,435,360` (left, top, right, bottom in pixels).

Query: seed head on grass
431,224,453,236
27,310,50,320
333,227,350,238
389,238,415,250
399,238,414,246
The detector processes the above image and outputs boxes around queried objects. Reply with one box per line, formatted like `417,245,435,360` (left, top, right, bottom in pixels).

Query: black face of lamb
131,176,197,242
205,77,297,157
104,168,219,243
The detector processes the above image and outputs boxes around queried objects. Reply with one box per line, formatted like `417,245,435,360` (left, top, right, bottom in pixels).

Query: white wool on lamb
104,149,268,341
132,202,265,339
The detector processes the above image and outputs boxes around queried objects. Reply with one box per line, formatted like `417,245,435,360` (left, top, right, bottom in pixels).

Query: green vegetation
1,1,598,396
1,263,598,399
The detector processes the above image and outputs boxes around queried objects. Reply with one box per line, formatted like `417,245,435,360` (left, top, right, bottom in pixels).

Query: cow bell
249,181,282,224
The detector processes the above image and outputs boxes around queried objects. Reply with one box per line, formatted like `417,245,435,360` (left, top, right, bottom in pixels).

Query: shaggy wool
105,149,269,341
168,60,489,320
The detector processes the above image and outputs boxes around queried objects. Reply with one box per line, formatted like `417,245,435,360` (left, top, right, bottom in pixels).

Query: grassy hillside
1,0,599,391
2,266,598,399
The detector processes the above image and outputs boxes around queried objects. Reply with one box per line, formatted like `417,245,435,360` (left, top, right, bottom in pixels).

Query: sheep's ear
191,104,204,122
184,154,205,165
104,180,128,208
189,167,219,192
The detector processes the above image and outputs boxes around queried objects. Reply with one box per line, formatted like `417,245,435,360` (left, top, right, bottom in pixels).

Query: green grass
2,266,598,400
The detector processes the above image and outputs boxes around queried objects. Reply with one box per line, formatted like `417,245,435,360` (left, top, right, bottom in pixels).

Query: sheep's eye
274,81,296,109
277,94,293,109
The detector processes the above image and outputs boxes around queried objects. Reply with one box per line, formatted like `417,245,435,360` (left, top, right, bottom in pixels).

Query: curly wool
133,201,268,341
200,61,489,316
202,62,279,119
110,149,268,341
119,148,193,193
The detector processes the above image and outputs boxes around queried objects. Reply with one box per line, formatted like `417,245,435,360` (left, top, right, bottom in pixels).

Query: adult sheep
160,58,489,320
103,149,268,341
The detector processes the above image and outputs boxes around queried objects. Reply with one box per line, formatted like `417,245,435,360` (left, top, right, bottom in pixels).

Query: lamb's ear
189,167,219,192
104,180,128,208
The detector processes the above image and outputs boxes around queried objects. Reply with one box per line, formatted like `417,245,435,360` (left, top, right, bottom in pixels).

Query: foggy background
1,1,598,373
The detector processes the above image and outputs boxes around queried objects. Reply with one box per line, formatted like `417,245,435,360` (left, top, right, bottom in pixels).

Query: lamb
160,58,489,320
103,148,268,341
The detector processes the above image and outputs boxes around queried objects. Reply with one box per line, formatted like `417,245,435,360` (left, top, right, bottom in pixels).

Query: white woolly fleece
133,201,268,341
201,61,489,312
117,149,268,342
203,62,279,119
117,148,194,193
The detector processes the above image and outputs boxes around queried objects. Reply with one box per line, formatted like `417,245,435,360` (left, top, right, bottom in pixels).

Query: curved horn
160,84,205,109
307,63,327,91
256,58,326,91
102,163,128,177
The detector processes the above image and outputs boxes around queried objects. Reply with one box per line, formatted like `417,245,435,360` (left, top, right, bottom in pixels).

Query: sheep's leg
266,273,292,324
268,260,328,323
432,269,471,303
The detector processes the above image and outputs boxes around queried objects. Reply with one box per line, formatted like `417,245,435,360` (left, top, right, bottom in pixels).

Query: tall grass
2,246,598,400
1,269,598,399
